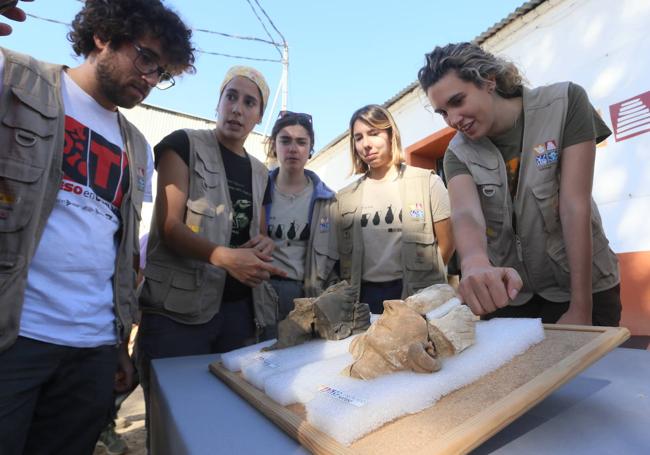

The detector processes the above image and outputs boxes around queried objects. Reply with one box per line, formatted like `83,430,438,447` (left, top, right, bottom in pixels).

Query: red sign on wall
609,90,650,142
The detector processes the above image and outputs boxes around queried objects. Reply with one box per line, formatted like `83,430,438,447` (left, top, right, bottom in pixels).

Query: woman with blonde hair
337,104,454,314
418,42,620,325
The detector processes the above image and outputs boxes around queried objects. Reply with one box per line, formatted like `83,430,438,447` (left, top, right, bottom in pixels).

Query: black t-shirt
154,129,272,301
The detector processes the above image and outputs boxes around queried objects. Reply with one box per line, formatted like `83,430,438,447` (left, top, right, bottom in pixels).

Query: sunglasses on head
278,110,313,124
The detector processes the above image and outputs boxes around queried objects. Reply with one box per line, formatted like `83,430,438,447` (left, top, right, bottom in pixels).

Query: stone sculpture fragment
265,281,371,351
342,300,440,380
404,283,457,315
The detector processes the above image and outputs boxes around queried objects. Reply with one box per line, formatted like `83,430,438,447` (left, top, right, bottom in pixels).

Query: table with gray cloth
150,348,650,454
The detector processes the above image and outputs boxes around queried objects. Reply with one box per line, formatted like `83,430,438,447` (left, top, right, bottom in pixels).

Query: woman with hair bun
337,104,454,314
418,42,620,326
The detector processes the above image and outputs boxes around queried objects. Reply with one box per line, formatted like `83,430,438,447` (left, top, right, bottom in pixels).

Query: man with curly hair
0,1,195,454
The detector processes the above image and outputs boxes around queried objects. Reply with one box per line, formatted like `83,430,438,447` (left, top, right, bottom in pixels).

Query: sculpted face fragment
265,281,371,351
343,290,478,380
427,304,478,358
342,300,440,380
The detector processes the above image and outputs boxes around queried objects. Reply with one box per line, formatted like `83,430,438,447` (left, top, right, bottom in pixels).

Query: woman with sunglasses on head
418,42,620,326
265,111,338,322
136,66,285,427
337,104,454,314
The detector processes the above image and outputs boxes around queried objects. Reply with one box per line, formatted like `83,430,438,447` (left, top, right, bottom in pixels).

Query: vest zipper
515,234,523,261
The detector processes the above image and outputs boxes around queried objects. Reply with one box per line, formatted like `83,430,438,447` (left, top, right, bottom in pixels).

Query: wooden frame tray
209,324,629,455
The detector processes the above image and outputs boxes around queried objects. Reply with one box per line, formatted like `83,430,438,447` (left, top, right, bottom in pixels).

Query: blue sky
2,0,524,150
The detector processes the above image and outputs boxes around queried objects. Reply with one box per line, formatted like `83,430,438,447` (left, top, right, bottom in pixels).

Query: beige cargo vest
449,82,619,304
0,48,148,351
303,196,339,297
140,129,277,328
337,164,447,299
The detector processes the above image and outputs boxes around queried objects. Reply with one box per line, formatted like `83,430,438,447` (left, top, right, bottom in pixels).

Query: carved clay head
343,300,440,380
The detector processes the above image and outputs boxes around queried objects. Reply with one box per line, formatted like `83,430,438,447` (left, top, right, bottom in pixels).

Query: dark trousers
136,297,257,448
485,284,622,326
360,279,403,314
0,337,118,455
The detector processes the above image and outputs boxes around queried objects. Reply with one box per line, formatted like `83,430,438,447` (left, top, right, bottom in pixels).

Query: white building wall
311,0,650,254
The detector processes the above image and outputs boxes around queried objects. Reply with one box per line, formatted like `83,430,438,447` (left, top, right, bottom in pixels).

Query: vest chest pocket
403,231,435,271
313,242,338,281
2,87,58,167
338,207,356,254
193,153,221,190
185,198,216,235
0,158,45,233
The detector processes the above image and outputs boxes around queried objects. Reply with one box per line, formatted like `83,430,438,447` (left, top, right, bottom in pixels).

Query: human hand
556,299,592,325
114,343,134,393
212,247,287,287
459,263,522,316
0,1,31,36
241,233,275,256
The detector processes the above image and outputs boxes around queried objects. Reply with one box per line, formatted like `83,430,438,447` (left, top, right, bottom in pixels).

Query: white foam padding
303,318,545,445
239,336,357,390
264,354,353,405
221,339,276,372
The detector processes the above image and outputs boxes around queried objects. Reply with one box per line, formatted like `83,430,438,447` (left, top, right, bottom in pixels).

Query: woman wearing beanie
136,66,285,434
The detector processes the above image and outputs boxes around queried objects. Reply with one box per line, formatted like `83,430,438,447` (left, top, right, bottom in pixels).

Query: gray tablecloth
151,347,650,454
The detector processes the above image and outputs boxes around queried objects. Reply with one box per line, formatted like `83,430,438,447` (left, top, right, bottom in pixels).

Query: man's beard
95,57,144,109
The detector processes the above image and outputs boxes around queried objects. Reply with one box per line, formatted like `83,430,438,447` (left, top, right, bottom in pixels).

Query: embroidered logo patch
408,203,425,220
319,216,330,232
533,140,559,169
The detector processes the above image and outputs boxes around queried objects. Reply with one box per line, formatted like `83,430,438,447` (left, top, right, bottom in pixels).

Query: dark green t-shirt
443,83,612,199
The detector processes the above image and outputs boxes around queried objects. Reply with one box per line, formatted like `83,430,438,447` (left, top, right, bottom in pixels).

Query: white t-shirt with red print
0,55,153,347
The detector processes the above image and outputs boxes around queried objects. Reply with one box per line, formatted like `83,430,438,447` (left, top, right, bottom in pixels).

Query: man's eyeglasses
132,44,175,90
278,110,312,124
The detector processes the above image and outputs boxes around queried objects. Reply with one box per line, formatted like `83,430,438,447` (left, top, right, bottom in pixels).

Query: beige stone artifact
314,281,370,340
264,298,315,351
342,300,440,380
404,283,457,315
427,304,478,358
265,281,370,350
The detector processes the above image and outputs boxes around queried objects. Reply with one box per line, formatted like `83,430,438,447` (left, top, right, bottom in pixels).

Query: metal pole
281,43,289,110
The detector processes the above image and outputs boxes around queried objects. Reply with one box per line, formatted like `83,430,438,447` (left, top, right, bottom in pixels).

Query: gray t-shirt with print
268,179,314,281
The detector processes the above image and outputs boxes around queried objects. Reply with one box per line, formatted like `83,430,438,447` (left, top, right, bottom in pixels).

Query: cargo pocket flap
0,158,44,182
186,198,216,217
171,270,199,290
2,87,58,138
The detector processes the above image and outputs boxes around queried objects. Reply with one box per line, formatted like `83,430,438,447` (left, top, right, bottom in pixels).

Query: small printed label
318,385,366,407
252,354,278,369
